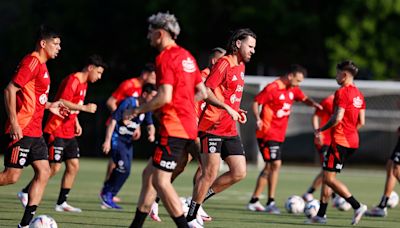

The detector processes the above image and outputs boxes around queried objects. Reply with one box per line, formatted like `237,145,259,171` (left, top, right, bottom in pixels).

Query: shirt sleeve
254,84,274,104
12,56,39,88
58,76,79,101
293,87,306,101
334,89,347,109
112,80,131,101
157,53,175,86
205,58,228,89
112,99,130,121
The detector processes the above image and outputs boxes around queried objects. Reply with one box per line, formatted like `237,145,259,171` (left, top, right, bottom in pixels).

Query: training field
0,157,399,227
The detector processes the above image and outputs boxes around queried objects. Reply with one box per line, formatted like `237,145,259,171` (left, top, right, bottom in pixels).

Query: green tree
326,0,400,80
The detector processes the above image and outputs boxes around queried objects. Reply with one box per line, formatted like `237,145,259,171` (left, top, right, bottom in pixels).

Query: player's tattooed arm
315,106,344,137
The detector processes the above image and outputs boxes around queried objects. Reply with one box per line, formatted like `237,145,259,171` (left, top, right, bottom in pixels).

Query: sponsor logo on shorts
54,154,61,161
208,142,217,146
335,164,343,170
160,160,177,170
209,146,217,153
209,138,222,142
19,157,26,166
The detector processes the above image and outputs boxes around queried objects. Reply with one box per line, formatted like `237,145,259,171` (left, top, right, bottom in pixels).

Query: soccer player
104,64,156,203
17,55,106,213
309,60,367,225
186,28,256,227
247,64,322,213
129,12,207,228
365,126,400,217
149,47,226,222
302,94,335,202
1,25,63,227
100,83,157,209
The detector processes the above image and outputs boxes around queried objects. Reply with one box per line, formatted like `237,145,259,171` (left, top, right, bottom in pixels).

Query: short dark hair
336,60,359,76
36,25,61,42
141,63,155,74
226,28,256,55
284,64,307,77
85,54,107,69
142,83,157,94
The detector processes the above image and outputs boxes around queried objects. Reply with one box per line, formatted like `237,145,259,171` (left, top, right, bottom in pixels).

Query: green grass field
0,157,399,227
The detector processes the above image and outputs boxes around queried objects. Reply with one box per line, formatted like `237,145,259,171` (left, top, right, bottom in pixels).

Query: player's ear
235,40,242,50
40,40,46,48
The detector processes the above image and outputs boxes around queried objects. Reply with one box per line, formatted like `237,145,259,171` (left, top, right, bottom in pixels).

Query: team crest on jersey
43,72,49,78
289,92,294,100
39,94,48,105
353,96,363,108
240,72,244,80
279,94,285,100
232,75,238,81
139,113,145,121
182,57,196,73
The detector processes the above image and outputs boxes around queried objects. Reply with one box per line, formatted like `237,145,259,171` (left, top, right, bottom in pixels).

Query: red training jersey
5,53,51,137
314,94,334,146
198,56,245,137
155,44,202,140
112,78,142,105
44,73,88,138
255,79,306,142
332,84,365,148
195,67,211,118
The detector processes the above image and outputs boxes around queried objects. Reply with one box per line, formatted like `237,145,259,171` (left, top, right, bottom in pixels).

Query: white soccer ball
304,199,320,218
29,215,58,228
387,191,399,208
333,196,351,211
285,195,305,214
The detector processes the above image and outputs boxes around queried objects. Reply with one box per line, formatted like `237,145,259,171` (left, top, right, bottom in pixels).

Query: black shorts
199,133,245,160
2,135,48,169
390,138,400,164
323,143,356,173
152,136,194,172
45,134,80,163
257,139,282,161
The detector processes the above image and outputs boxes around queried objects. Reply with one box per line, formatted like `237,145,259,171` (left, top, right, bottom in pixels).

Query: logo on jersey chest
43,72,49,78
182,57,196,73
353,96,363,108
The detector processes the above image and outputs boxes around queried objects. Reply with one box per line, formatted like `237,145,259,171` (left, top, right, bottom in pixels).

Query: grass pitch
0,157,399,227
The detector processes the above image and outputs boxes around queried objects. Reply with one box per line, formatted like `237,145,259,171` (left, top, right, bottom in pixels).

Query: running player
1,25,62,228
365,126,400,217
308,60,367,225
17,55,106,213
302,94,335,202
129,12,207,228
100,83,156,209
247,64,322,213
149,47,226,222
103,64,156,203
186,28,256,228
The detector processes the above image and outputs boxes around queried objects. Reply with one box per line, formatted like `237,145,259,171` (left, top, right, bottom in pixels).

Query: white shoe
188,215,204,228
149,202,162,222
198,205,212,221
247,201,266,212
55,201,82,212
18,225,29,228
17,191,28,208
352,204,367,225
302,193,314,202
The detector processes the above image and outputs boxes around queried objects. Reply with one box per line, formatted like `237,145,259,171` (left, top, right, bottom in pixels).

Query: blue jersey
111,97,153,144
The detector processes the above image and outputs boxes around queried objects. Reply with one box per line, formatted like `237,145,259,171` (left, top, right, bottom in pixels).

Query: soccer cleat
351,204,367,225
302,193,314,202
365,206,387,217
247,201,266,212
55,201,82,212
149,202,162,222
188,215,204,228
306,215,327,224
100,192,122,209
265,202,280,214
18,224,29,228
17,191,28,208
198,205,212,221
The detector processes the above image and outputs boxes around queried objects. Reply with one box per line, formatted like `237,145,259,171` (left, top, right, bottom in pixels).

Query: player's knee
38,166,52,180
393,164,400,178
231,169,246,182
203,170,218,183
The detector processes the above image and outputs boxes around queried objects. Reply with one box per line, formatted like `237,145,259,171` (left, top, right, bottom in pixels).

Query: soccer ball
332,196,351,211
387,191,399,208
304,199,320,218
29,215,58,228
284,195,305,214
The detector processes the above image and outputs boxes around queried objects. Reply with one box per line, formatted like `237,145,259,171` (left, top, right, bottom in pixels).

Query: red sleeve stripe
217,61,228,74
28,58,39,72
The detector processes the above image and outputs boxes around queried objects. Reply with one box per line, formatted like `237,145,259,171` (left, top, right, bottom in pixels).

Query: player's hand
10,122,23,141
314,133,323,146
102,141,111,154
49,101,70,118
314,128,322,139
238,109,247,124
225,106,241,121
148,133,155,142
132,128,141,141
75,122,82,136
83,103,97,113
